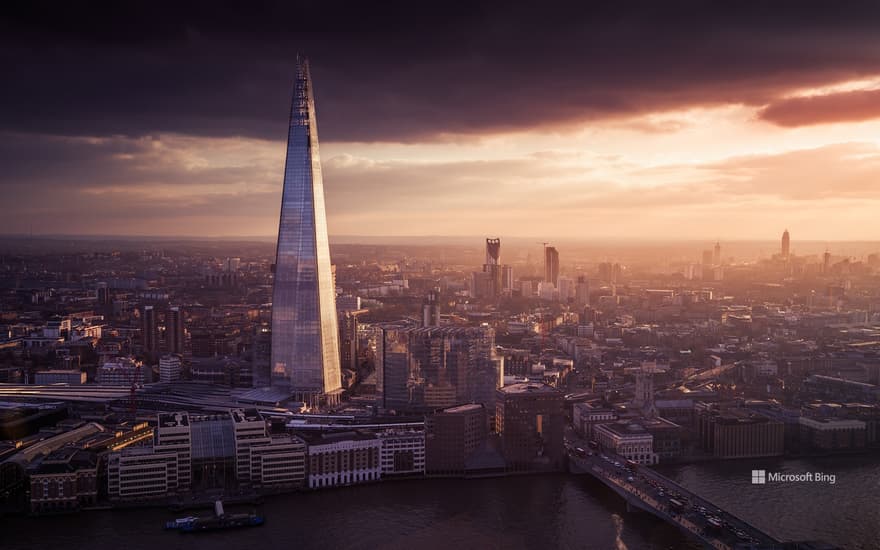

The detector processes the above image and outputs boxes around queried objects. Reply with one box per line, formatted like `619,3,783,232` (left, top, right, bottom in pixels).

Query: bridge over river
569,451,838,550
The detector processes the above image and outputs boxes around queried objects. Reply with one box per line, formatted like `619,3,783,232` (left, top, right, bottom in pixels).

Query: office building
107,447,179,501
422,290,441,327
305,431,381,489
544,246,559,287
34,369,86,385
713,241,721,265
593,421,658,465
97,358,146,386
799,417,866,451
575,276,590,306
701,249,713,267
339,311,359,374
481,237,502,298
270,57,342,406
96,282,111,306
108,410,306,501
698,408,784,458
495,383,564,471
158,355,181,383
142,305,158,356
377,428,425,477
425,403,489,476
782,229,791,259
382,326,500,413
165,306,184,355
154,412,192,490
501,265,514,292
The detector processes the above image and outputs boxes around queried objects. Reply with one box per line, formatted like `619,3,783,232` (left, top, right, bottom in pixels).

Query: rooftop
498,383,561,395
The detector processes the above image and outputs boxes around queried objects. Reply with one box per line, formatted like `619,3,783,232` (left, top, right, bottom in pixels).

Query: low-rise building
34,370,86,385
594,421,657,465
305,431,381,489
699,408,784,458
799,417,866,451
377,428,425,477
573,402,617,438
28,448,97,513
107,447,179,501
97,357,146,386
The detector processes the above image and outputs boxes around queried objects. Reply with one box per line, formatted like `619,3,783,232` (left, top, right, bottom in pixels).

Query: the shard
270,57,342,405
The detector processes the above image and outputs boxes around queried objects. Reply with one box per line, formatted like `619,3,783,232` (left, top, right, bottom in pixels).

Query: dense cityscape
4,3,880,550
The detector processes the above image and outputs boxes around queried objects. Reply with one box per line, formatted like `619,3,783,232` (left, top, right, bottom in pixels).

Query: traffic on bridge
568,444,783,550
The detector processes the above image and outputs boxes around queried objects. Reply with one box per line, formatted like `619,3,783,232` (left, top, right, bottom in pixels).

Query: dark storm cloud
3,1,880,142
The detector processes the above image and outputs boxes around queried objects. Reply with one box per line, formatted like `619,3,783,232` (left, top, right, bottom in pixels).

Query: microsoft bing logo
751,470,766,484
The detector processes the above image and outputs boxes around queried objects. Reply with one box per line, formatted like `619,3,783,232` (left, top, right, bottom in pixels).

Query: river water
4,456,877,550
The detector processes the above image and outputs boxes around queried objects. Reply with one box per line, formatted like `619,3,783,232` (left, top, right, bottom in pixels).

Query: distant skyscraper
96,282,111,306
701,249,713,266
165,306,184,355
575,276,590,306
544,246,559,287
422,290,441,327
713,241,721,265
142,305,158,356
823,250,831,274
501,265,514,292
482,238,502,297
598,262,620,284
485,238,501,266
782,229,790,259
270,57,342,405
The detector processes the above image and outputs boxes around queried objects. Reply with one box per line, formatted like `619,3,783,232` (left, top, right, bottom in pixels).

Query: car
627,476,635,482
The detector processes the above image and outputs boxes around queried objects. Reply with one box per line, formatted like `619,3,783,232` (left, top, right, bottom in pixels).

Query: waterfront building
425,403,489,476
305,431,381,489
270,57,342,406
107,447,178,501
28,448,97,514
698,408,784,458
154,412,192,490
377,428,425,477
593,421,658,465
108,410,306,500
799,417,866,451
495,383,565,471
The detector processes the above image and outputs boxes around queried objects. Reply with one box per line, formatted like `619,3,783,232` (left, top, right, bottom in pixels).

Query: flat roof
498,383,561,395
442,403,484,413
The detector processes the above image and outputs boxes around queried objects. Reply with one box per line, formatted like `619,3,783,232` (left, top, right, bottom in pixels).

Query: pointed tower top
291,55,314,129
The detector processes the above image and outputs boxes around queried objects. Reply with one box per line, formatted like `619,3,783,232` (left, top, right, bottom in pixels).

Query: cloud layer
3,2,880,142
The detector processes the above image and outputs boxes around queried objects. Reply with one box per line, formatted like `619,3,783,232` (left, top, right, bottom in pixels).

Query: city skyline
3,3,880,240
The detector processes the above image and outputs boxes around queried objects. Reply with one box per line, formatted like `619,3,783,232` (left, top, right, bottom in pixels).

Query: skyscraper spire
270,56,342,406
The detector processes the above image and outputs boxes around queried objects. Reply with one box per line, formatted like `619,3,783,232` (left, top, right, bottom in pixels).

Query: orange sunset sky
3,2,880,241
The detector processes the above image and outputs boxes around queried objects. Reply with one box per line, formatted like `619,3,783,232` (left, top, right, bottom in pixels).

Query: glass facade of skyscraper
271,57,342,401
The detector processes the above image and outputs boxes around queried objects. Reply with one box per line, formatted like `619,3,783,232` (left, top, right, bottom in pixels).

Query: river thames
4,456,877,550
